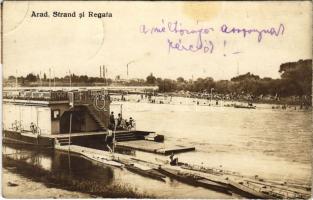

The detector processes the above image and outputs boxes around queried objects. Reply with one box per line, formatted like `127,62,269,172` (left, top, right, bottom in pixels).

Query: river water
3,96,312,198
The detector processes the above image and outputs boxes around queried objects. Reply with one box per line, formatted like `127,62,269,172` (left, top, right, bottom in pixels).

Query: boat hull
3,131,54,148
228,180,273,199
158,167,230,194
234,105,256,109
126,165,166,182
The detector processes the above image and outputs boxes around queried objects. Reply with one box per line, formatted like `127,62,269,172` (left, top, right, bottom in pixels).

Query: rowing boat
125,164,166,182
228,179,275,199
234,104,256,109
158,167,230,194
242,179,312,199
180,163,242,177
81,152,124,168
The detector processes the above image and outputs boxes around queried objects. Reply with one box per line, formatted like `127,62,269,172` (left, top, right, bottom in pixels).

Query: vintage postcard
1,1,312,199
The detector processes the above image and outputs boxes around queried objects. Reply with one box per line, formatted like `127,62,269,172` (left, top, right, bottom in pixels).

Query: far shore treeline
4,59,312,105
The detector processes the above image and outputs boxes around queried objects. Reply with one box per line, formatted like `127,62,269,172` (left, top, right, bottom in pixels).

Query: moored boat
158,167,230,194
125,164,166,182
234,104,256,109
239,178,312,199
228,179,274,199
81,152,124,168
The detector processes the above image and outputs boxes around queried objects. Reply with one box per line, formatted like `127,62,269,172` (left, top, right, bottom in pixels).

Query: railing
69,90,110,106
3,90,68,101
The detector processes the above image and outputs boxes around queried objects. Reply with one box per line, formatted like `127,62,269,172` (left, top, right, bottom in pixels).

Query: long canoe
158,167,230,194
243,179,311,199
228,179,274,199
125,164,166,182
234,104,256,109
81,152,124,168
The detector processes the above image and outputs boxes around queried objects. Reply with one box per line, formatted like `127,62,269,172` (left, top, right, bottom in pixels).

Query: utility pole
105,67,108,81
15,70,18,88
69,70,72,88
39,71,42,87
100,66,102,78
49,68,51,88
127,64,128,79
68,110,72,165
53,69,56,88
103,65,105,85
126,60,135,80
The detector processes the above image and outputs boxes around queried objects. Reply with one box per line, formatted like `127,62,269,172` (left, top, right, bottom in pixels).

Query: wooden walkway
41,131,107,139
40,130,150,139
116,140,195,155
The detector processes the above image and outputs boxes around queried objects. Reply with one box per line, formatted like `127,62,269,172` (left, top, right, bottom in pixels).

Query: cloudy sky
2,1,312,80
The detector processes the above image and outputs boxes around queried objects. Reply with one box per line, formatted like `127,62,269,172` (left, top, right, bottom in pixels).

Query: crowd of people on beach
109,112,135,131
112,92,311,109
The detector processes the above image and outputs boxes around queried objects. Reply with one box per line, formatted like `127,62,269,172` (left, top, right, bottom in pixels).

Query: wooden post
103,65,105,85
68,112,72,152
120,104,123,118
15,70,18,88
53,70,56,88
49,68,51,88
112,120,117,155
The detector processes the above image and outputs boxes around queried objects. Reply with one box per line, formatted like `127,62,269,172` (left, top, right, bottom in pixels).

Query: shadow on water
2,144,234,199
2,144,153,198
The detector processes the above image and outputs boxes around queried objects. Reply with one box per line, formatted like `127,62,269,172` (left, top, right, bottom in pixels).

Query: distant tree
8,76,15,80
192,77,215,92
156,78,163,84
262,77,273,81
177,77,185,83
279,59,312,96
231,72,260,82
71,73,79,82
25,73,37,82
215,80,230,94
106,78,113,85
19,77,25,84
79,75,88,83
156,78,177,92
146,73,156,85
43,73,47,80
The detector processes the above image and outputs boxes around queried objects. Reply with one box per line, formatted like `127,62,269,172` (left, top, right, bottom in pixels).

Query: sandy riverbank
2,169,92,198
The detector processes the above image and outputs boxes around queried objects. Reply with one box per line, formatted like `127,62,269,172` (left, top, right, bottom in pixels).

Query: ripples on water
112,96,312,184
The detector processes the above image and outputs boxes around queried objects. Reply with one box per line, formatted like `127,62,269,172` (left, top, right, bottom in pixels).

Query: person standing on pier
117,113,122,128
109,112,115,130
129,117,134,127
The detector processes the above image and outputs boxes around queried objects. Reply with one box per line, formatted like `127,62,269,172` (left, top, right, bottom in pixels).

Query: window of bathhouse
52,109,60,120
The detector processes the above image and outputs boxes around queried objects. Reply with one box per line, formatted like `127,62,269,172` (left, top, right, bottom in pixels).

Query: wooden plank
41,131,107,138
156,146,196,154
116,140,195,155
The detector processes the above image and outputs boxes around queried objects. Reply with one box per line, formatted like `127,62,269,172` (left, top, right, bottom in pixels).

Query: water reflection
3,144,115,186
2,144,231,198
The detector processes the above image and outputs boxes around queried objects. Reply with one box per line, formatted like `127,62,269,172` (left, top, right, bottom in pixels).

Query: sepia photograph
1,1,312,198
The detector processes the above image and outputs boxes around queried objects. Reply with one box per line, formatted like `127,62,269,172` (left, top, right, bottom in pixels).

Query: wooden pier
116,140,195,155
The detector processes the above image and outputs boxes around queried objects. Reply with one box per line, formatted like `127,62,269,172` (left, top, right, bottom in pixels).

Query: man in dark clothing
129,117,134,127
109,112,115,129
117,113,122,127
169,152,178,166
